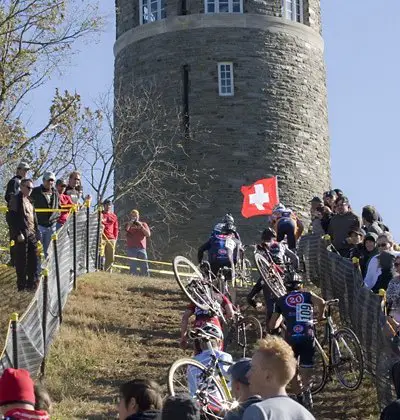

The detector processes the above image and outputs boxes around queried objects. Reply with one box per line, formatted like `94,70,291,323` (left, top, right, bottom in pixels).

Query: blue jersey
275,291,314,340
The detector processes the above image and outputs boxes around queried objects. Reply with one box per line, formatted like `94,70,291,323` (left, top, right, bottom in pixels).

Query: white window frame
218,62,234,97
205,0,243,14
281,0,303,23
139,0,166,25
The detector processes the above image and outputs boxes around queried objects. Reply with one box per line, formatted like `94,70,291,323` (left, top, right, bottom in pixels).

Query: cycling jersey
275,291,314,340
188,349,233,408
274,291,315,367
187,293,231,331
198,234,241,266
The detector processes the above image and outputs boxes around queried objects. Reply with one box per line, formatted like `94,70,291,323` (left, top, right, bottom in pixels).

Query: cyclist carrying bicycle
180,289,234,353
269,204,304,251
247,228,299,320
212,213,241,241
187,324,233,414
198,222,242,284
268,273,325,409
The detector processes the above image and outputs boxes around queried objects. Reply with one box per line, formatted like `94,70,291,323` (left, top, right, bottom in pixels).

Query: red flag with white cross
240,177,279,218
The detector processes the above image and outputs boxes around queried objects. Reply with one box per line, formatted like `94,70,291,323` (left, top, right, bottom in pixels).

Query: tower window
281,0,303,23
140,0,166,24
205,0,243,14
218,63,234,97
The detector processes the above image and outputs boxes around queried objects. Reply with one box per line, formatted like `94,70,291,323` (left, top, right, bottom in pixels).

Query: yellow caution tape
10,313,19,322
112,264,196,277
115,254,173,266
51,233,58,241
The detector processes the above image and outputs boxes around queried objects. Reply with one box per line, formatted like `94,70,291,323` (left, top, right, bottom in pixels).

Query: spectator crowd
3,161,152,292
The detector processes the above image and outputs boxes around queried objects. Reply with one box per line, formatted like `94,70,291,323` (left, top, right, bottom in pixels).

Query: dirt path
44,273,379,419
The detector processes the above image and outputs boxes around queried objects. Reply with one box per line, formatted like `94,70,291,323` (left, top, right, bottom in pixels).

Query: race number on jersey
225,238,236,251
296,303,313,322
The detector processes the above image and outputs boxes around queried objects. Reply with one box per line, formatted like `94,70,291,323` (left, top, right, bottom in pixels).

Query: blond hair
255,336,297,386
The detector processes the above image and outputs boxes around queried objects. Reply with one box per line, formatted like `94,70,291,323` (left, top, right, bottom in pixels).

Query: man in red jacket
102,199,119,272
56,179,74,230
125,209,151,276
0,368,50,420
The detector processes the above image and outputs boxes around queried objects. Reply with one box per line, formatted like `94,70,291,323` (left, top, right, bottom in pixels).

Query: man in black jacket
30,172,59,257
5,161,31,266
8,179,40,291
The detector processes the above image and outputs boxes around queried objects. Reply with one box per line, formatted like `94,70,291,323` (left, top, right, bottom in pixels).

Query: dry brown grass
0,265,35,344
42,272,379,420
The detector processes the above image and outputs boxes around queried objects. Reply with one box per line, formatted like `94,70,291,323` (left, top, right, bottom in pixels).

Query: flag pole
275,175,280,203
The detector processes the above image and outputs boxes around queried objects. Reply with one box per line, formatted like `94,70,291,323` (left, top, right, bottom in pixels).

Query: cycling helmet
284,272,303,291
221,222,236,234
202,323,224,340
261,228,276,242
273,203,285,212
223,213,235,224
269,242,281,256
212,222,225,235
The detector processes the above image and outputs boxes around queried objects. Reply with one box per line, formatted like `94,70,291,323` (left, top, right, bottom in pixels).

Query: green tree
0,0,102,159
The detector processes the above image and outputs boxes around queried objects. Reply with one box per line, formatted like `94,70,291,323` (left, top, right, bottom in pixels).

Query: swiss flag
241,177,279,218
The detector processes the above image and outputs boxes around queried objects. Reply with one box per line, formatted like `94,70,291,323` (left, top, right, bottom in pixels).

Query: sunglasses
377,243,388,248
25,186,33,190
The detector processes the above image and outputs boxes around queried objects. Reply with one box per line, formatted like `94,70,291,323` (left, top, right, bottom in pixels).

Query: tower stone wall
114,0,330,258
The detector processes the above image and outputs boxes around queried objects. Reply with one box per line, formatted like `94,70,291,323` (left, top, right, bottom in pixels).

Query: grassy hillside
41,272,379,419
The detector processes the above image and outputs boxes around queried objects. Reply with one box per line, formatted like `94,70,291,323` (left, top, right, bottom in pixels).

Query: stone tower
114,0,330,258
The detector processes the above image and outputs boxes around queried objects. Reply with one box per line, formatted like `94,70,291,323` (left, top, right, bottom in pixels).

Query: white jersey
187,349,233,402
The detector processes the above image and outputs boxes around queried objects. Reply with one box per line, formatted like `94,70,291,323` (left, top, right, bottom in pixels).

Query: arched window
281,0,303,23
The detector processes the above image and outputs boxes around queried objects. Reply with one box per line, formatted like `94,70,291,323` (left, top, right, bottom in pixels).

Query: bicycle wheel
254,253,286,298
310,339,328,395
168,358,232,419
225,316,263,358
173,256,211,310
331,327,364,390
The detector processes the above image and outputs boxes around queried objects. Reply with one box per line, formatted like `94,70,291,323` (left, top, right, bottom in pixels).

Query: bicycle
223,306,263,358
254,249,287,298
173,256,262,356
234,245,253,288
168,328,235,419
311,298,364,394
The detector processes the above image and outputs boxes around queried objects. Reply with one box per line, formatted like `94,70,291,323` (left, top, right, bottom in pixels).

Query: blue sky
28,0,399,240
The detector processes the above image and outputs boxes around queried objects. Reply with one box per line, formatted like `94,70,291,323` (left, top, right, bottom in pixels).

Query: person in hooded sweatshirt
117,379,162,420
0,368,49,420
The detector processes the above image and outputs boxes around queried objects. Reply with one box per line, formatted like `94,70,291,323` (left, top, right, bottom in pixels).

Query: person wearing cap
309,196,322,213
8,179,40,291
224,359,262,420
347,229,365,260
102,199,119,272
327,196,361,258
0,368,49,420
5,161,31,267
125,209,151,276
5,161,30,204
56,179,74,229
31,171,60,257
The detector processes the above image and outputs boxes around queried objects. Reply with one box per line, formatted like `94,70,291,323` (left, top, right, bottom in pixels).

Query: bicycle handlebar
325,298,339,306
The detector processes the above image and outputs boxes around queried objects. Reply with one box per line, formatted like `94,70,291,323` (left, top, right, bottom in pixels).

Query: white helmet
273,203,285,212
223,213,235,224
202,323,224,340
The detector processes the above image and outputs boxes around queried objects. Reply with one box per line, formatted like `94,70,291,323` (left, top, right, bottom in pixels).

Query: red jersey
188,293,231,330
58,193,74,225
102,211,119,240
4,408,50,420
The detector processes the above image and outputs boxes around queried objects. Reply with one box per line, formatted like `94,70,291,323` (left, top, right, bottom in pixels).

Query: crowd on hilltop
308,188,400,295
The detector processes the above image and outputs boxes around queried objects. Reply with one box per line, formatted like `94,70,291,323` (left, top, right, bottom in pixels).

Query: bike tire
310,339,328,395
224,316,263,358
331,327,364,390
173,256,210,311
168,358,231,419
254,253,286,298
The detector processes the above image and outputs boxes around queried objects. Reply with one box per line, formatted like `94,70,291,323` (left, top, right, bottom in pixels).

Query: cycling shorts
289,337,315,368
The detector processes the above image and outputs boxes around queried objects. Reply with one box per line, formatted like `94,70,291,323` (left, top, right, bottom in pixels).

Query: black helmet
221,222,236,234
261,228,276,242
223,213,235,224
284,272,303,291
